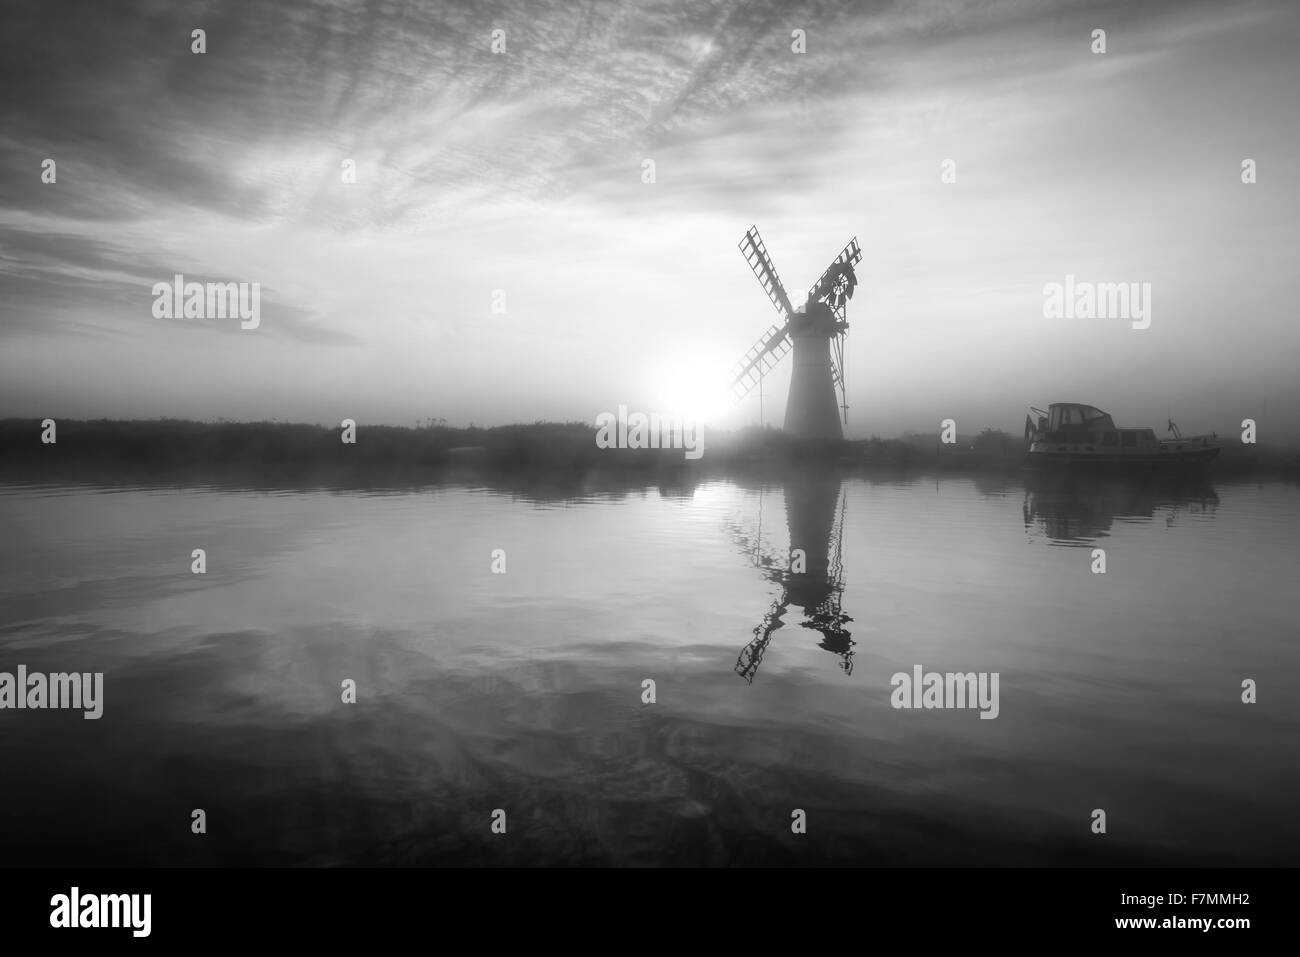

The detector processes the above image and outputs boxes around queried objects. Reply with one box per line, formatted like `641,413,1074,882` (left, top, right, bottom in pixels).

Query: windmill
731,227,861,440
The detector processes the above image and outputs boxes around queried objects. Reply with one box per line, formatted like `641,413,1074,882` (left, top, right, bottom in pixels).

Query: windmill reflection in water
727,470,854,683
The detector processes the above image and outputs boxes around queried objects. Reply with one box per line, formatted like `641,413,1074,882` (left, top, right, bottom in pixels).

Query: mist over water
1,474,1296,866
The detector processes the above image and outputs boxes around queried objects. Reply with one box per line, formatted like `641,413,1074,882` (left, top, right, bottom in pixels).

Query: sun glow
654,361,734,427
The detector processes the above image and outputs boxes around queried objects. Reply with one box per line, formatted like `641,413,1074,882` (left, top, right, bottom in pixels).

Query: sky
2,0,1298,439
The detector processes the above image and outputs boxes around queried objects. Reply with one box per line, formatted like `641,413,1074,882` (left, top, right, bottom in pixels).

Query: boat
1023,403,1220,470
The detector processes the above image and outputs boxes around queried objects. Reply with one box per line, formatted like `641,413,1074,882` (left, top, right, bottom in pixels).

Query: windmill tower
730,227,861,440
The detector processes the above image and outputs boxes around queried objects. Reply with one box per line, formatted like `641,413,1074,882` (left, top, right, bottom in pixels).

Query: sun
655,361,734,426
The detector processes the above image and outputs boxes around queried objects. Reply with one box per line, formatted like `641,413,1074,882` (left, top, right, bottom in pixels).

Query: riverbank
1,418,1295,486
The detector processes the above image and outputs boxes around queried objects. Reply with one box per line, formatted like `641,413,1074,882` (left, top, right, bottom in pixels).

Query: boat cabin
1032,403,1155,450
1045,403,1114,434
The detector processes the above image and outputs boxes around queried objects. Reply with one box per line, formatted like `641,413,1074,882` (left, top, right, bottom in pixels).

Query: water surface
0,472,1296,866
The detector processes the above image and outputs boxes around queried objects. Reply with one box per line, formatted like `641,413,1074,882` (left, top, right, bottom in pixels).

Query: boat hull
1024,445,1220,471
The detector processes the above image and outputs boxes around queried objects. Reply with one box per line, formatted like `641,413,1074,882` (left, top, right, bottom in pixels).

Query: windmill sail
731,227,799,400
738,226,795,319
805,237,861,316
810,238,859,423
730,323,792,400
735,590,788,684
725,492,792,684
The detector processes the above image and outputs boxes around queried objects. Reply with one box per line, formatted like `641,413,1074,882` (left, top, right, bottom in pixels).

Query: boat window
1081,407,1116,429
1121,431,1137,447
1142,430,1155,442
1100,432,1118,446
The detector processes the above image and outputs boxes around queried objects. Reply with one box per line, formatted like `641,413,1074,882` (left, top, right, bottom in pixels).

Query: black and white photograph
1,0,1295,940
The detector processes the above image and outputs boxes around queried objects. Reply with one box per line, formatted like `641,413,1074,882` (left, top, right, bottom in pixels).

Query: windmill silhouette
727,470,854,683
730,227,861,440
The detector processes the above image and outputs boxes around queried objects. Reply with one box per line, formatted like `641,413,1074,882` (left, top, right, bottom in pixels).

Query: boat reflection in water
728,467,853,682
1022,469,1220,545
